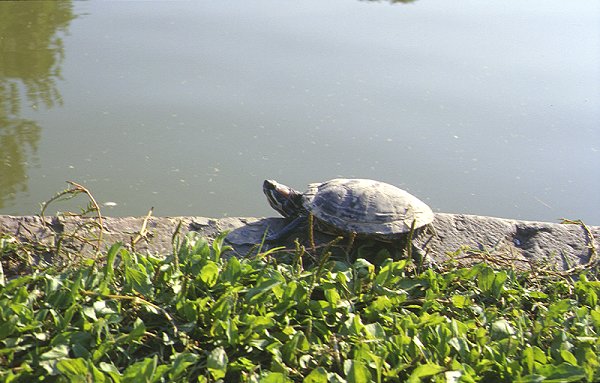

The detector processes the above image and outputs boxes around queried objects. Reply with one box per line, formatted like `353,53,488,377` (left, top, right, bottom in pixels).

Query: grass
1,229,599,382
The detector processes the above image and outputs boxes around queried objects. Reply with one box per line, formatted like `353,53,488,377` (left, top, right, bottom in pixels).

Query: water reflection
0,1,76,209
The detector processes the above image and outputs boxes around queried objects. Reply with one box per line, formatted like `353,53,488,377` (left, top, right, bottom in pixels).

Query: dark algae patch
0,231,599,382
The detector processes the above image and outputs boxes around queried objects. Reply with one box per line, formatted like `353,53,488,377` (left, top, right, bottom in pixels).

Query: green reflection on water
0,1,76,209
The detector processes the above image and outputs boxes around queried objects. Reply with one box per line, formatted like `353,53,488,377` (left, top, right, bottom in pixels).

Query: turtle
262,178,434,243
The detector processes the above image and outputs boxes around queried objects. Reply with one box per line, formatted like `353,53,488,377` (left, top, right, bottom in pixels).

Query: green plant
0,232,598,382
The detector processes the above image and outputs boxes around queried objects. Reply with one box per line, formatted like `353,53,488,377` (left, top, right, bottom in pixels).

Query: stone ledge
1,214,598,271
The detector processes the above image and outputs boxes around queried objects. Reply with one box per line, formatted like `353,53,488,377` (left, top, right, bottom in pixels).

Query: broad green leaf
367,295,393,314
324,287,341,305
589,308,600,327
451,294,470,308
99,362,121,382
303,367,328,383
0,250,5,286
39,344,70,375
82,306,97,321
327,372,347,383
547,299,573,319
93,300,116,316
282,332,309,364
41,344,70,360
91,364,107,383
535,363,586,382
447,337,469,357
0,316,17,340
364,322,386,338
122,356,158,383
407,363,445,383
530,346,547,364
477,266,507,297
222,256,242,283
246,279,282,303
170,352,199,380
57,358,106,382
260,372,292,383
56,358,88,377
72,343,91,359
199,261,219,287
344,359,371,383
211,231,232,261
527,291,548,299
210,293,234,320
125,266,152,297
491,319,515,340
69,271,83,301
180,300,198,322
374,259,394,286
207,347,228,380
523,346,535,373
560,349,578,366
353,259,375,280
343,314,365,337
126,318,146,342
247,315,275,332
516,374,547,383
104,242,122,278
445,370,463,383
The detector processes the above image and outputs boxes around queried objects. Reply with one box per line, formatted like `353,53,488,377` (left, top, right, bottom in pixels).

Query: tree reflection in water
0,1,76,209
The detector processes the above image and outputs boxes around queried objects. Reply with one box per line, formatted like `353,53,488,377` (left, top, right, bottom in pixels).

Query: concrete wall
1,214,598,272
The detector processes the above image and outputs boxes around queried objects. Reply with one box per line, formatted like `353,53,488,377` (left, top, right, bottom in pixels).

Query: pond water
1,0,599,224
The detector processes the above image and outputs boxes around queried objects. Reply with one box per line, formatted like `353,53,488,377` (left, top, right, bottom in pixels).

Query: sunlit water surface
1,0,599,224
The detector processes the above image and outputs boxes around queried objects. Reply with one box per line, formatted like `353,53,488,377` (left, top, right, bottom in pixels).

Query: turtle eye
263,180,277,192
263,180,302,218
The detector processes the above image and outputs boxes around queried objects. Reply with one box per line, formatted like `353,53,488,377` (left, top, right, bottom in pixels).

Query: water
1,0,599,224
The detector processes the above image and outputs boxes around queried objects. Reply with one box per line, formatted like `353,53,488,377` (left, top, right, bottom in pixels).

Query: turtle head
263,180,304,218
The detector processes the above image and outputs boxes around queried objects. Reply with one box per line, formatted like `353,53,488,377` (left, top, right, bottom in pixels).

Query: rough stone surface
1,214,598,271
420,214,598,270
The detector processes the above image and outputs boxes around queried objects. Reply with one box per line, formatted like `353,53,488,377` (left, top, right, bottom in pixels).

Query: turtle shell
303,179,434,238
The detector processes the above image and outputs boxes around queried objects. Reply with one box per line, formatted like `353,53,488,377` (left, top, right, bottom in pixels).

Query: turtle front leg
266,216,307,242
